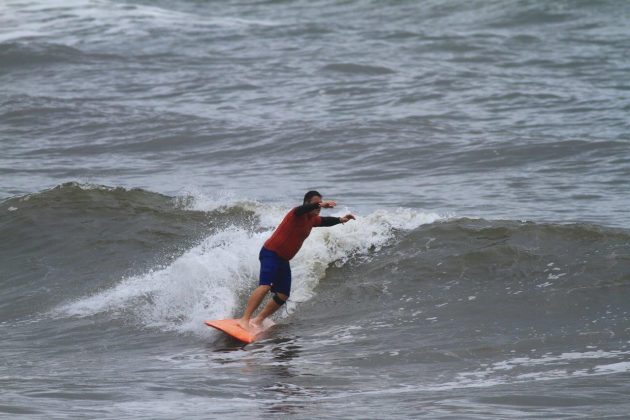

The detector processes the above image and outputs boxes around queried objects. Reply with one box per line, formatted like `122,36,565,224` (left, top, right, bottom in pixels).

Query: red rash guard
263,209,322,260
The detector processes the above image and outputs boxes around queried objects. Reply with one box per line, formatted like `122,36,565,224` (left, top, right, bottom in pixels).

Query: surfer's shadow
206,326,326,414
208,325,301,366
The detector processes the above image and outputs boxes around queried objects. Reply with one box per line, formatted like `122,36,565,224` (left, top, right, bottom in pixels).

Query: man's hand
320,200,336,208
340,214,355,223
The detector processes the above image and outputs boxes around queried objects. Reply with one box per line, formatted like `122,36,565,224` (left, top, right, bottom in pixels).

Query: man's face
308,195,322,215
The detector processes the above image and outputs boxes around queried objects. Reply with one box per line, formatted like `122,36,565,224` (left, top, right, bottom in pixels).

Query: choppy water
1,0,630,418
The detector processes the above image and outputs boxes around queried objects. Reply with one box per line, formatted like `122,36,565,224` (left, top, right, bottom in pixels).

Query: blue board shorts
259,247,291,296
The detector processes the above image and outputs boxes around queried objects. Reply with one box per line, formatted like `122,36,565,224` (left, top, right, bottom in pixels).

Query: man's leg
252,258,291,327
251,292,288,327
238,285,270,330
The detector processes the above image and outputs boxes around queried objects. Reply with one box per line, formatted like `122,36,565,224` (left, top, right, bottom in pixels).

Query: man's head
303,190,322,214
303,190,322,204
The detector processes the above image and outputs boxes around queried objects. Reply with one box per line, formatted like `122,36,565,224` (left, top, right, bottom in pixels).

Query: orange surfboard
205,318,275,344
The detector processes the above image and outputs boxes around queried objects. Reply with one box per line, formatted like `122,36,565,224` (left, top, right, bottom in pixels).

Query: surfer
238,191,355,331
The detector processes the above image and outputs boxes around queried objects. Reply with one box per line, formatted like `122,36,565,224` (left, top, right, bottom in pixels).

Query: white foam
593,361,630,374
490,349,630,371
57,226,264,336
446,349,630,390
55,202,443,336
175,187,263,214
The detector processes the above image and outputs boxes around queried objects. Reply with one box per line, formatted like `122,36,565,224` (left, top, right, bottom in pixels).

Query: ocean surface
1,0,630,418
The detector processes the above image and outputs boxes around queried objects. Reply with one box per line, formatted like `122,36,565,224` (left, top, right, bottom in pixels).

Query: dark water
2,0,630,418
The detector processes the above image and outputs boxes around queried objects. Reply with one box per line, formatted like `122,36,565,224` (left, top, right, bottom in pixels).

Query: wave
0,183,260,319
346,217,630,299
0,42,87,67
0,183,439,333
50,185,441,335
4,183,629,344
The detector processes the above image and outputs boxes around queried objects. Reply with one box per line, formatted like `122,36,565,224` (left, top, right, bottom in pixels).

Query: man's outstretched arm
319,216,342,227
319,214,356,227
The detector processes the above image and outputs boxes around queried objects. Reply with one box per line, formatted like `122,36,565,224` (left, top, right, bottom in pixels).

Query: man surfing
238,191,355,332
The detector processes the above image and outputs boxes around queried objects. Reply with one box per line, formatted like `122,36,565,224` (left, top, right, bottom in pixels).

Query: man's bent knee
273,292,288,306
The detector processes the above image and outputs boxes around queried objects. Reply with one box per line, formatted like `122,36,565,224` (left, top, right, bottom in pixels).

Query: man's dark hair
303,190,322,204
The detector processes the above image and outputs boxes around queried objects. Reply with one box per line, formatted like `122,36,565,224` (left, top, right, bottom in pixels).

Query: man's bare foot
237,318,251,331
249,318,263,332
